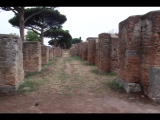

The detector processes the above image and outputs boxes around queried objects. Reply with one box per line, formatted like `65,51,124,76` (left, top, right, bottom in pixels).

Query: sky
1,7,160,46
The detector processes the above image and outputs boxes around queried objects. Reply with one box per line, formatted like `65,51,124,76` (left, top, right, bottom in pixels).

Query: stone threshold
114,78,141,93
0,81,24,93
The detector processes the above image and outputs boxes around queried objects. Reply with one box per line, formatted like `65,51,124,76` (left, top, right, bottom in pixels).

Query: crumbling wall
49,47,53,60
87,37,96,65
98,33,111,72
0,34,24,92
116,10,160,99
110,34,119,73
141,11,160,98
23,42,41,74
118,15,142,83
79,43,83,58
41,45,49,65
81,42,88,60
70,44,78,56
77,43,80,56
95,38,99,66
53,47,62,57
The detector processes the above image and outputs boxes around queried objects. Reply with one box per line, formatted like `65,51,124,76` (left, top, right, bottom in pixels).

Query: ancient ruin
97,33,111,72
87,37,96,65
95,38,99,66
70,44,78,56
0,34,24,92
110,34,119,73
23,42,41,74
49,47,53,60
81,42,88,60
41,45,49,65
53,47,62,57
115,10,160,101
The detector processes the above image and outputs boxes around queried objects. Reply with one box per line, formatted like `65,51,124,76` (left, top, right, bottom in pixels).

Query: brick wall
87,37,96,65
23,42,41,74
81,42,88,60
97,33,111,72
0,34,24,92
41,45,49,65
49,47,53,60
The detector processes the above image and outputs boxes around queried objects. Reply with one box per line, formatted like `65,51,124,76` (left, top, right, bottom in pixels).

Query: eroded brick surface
110,34,119,73
0,34,24,91
53,47,62,57
118,15,142,83
41,45,49,65
97,33,111,72
81,42,88,60
23,42,41,73
87,37,96,65
49,47,53,60
95,38,99,66
69,44,78,56
117,10,160,97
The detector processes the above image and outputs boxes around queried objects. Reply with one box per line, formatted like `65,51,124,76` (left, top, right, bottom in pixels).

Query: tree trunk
40,30,44,45
19,7,25,42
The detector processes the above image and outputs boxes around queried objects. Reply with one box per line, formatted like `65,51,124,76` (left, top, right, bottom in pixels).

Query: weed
107,80,125,91
18,78,47,94
91,68,117,77
90,69,107,75
68,56,82,61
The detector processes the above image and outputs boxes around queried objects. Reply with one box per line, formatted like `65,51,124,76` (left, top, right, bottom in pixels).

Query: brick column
23,42,41,74
87,37,96,65
0,34,24,92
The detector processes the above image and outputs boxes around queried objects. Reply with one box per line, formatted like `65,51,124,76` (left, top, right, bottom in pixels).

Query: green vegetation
107,80,125,91
25,30,40,41
18,58,58,94
18,78,47,94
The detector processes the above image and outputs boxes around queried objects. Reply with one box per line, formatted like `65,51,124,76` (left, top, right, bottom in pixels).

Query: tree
71,38,82,44
25,30,40,41
9,7,66,45
45,29,72,49
0,6,56,42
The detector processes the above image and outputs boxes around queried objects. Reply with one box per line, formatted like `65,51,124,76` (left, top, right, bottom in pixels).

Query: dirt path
0,50,160,113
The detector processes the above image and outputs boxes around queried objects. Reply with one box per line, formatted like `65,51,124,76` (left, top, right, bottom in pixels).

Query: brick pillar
79,43,83,58
0,34,24,92
77,43,80,56
70,44,78,56
23,42,41,74
82,42,88,60
87,37,96,65
41,45,49,65
98,33,111,72
95,38,99,66
49,47,53,60
110,34,119,73
115,15,142,93
54,47,62,57
141,11,160,98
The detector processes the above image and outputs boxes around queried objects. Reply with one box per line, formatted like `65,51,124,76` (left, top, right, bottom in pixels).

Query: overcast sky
0,7,160,46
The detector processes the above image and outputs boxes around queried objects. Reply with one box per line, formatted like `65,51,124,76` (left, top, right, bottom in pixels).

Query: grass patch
82,61,94,66
91,68,117,76
25,57,58,78
42,57,58,67
18,78,47,94
19,57,58,94
91,69,107,75
68,56,82,61
107,80,125,91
